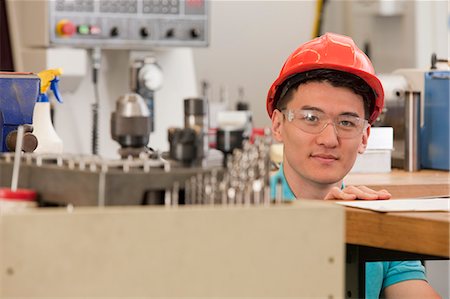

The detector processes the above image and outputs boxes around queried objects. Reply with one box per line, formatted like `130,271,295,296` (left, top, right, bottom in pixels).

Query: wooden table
346,208,449,258
343,170,450,298
345,209,449,298
346,169,450,198
345,169,450,298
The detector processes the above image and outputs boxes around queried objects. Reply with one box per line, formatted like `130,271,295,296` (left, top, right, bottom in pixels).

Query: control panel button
140,27,149,38
165,28,174,38
89,25,102,35
56,19,76,37
190,28,200,39
110,27,119,37
77,24,90,35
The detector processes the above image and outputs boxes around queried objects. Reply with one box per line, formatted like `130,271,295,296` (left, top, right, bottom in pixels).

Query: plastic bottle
34,69,64,154
0,188,37,213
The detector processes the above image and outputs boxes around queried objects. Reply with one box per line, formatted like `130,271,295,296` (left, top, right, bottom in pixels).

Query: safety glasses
282,109,368,139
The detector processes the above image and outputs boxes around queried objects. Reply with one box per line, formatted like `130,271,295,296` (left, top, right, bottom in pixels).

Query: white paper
336,198,450,212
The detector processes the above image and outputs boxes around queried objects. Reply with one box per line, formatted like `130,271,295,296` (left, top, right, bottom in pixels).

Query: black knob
190,28,200,39
166,28,174,38
110,27,119,37
140,27,149,38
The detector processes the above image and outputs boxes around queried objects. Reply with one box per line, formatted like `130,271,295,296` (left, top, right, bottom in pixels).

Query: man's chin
310,172,346,185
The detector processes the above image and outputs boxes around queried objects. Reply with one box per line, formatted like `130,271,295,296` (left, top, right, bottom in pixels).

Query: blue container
0,73,40,152
420,71,450,170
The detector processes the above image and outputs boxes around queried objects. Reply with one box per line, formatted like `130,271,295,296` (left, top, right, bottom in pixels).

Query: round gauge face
138,63,163,91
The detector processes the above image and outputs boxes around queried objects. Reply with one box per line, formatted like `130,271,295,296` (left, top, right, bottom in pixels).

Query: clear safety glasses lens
282,109,367,138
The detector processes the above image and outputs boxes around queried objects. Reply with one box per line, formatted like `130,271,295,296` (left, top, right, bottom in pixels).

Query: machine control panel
49,0,208,48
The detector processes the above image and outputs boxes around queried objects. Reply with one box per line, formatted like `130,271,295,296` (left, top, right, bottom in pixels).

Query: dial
138,63,163,91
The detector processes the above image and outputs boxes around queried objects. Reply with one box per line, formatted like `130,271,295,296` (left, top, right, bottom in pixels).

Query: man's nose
315,122,339,146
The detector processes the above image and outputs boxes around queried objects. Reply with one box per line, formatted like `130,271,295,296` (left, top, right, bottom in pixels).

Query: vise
0,72,39,152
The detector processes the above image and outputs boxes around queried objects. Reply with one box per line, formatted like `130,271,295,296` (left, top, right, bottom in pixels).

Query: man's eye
303,114,319,122
339,120,357,127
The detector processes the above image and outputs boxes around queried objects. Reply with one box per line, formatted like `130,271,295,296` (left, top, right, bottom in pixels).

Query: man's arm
383,280,442,299
324,185,391,200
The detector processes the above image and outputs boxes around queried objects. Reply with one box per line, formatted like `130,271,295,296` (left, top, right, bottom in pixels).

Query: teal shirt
270,164,427,298
270,163,296,200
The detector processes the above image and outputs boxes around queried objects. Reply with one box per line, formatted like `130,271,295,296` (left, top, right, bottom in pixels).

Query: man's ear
271,109,284,142
358,124,371,154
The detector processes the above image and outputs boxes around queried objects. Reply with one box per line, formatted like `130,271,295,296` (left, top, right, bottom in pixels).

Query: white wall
322,0,448,72
192,0,316,129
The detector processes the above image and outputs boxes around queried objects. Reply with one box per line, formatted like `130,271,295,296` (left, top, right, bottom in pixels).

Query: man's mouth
310,153,339,163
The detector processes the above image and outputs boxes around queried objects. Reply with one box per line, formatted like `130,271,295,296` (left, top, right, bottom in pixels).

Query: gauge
138,63,163,91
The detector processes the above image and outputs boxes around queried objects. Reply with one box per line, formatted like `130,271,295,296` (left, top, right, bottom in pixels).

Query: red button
56,20,76,37
187,0,203,7
62,23,76,35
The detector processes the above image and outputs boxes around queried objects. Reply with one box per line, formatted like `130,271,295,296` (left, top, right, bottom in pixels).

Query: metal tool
184,129,273,206
168,97,209,167
111,93,151,158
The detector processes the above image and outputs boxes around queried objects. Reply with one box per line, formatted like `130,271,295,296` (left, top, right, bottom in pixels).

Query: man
268,33,440,299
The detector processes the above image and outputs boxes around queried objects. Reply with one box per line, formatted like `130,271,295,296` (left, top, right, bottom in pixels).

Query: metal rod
11,126,24,191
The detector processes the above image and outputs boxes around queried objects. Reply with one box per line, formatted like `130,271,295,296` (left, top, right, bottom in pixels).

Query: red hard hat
266,32,384,124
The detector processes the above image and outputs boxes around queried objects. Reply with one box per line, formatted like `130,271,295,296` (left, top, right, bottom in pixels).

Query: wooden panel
0,203,344,298
346,208,450,258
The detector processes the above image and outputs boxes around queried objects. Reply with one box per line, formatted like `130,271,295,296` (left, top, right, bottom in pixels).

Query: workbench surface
346,169,450,198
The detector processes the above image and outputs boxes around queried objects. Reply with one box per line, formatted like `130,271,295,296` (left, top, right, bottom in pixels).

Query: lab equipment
421,70,449,170
168,127,198,165
376,66,450,171
184,98,209,156
7,0,208,65
0,152,216,206
48,0,208,48
110,93,151,158
6,0,209,157
404,91,420,171
235,87,253,140
0,129,272,207
216,127,244,163
169,98,209,166
215,111,248,165
184,131,273,205
130,56,163,133
0,72,39,152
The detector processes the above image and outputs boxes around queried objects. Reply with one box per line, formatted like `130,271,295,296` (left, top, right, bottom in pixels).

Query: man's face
271,81,370,185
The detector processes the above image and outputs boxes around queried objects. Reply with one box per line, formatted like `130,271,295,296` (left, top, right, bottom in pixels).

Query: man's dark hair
275,69,376,120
